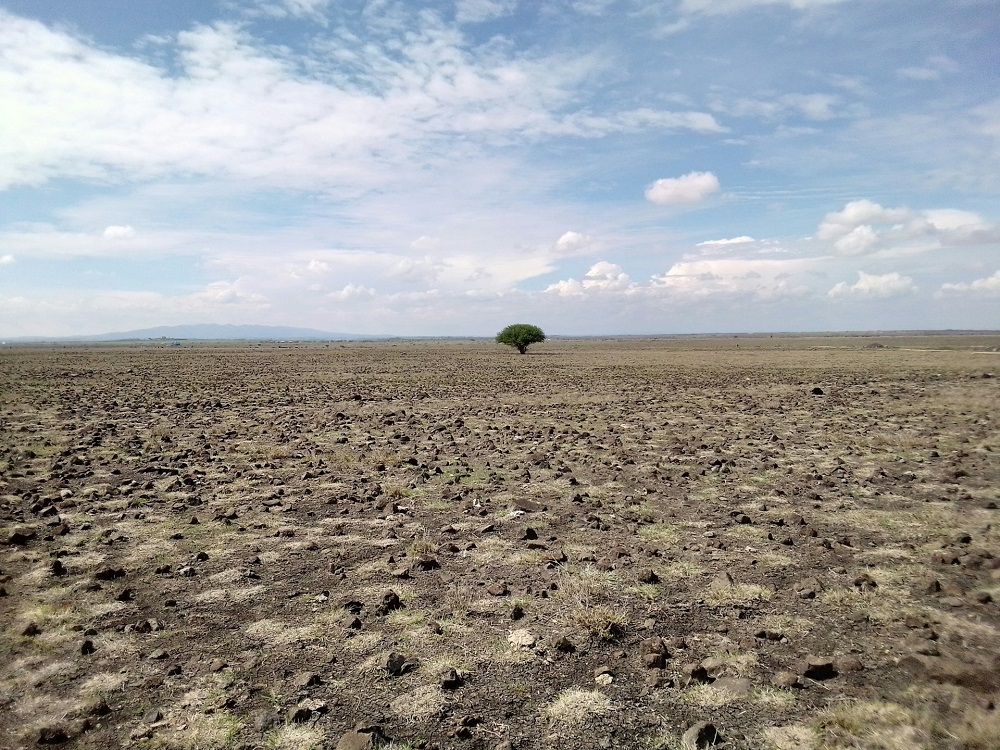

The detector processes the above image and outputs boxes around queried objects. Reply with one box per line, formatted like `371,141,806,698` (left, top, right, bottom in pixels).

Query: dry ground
1,334,999,750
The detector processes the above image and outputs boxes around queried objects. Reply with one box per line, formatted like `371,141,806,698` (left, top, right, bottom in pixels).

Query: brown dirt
1,335,998,750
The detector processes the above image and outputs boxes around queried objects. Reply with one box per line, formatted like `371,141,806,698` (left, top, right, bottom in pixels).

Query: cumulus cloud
645,171,720,205
816,199,998,256
938,270,1000,297
651,257,812,300
817,200,912,242
827,271,917,300
328,283,376,301
546,261,632,296
103,225,136,240
0,254,14,265
552,231,591,256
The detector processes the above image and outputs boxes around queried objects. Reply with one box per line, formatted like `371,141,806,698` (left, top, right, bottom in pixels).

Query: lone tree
496,323,546,354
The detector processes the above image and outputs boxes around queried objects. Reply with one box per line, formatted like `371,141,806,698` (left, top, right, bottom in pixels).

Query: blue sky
1,0,998,336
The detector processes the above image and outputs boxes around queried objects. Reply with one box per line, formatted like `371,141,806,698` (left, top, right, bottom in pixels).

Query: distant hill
3,323,388,343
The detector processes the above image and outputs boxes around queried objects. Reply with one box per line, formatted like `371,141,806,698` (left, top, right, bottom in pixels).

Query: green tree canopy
495,323,546,354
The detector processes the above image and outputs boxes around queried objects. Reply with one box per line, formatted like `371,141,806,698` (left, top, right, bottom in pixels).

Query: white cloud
827,271,916,300
307,258,329,273
0,254,14,265
816,200,912,241
0,10,722,192
411,236,440,251
103,225,136,240
645,171,720,205
553,231,591,255
456,0,518,23
328,283,376,301
897,56,958,82
816,199,999,257
697,236,754,247
832,225,878,256
238,0,331,21
939,270,1000,297
546,261,632,296
651,257,813,300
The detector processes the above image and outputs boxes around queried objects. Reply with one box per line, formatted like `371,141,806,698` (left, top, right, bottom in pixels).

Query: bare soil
1,335,999,750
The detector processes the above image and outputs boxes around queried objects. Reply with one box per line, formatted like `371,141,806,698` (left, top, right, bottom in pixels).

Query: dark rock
93,566,126,581
141,708,163,724
811,387,824,395
440,667,463,689
36,725,71,744
336,729,379,750
682,721,721,748
381,651,418,677
294,671,322,688
375,591,403,616
799,655,837,680
253,710,280,733
21,621,41,637
553,635,576,653
772,671,801,689
513,498,544,513
287,705,312,723
487,582,509,597
834,655,864,673
637,568,659,584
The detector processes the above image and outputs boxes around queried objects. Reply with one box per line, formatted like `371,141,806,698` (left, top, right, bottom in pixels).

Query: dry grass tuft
543,688,613,724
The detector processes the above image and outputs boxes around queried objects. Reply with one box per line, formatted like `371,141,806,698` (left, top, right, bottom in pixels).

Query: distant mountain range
2,323,391,343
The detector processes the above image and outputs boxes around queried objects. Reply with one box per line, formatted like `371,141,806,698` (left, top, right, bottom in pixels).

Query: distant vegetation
495,323,546,354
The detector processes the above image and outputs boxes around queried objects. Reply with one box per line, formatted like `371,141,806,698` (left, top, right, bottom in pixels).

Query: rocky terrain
1,335,998,750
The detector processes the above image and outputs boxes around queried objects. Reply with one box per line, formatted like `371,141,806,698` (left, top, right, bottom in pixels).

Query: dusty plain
1,335,999,750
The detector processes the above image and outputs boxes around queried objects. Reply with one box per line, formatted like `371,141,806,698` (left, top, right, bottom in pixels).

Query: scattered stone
336,728,380,750
513,498,544,513
682,721,721,749
287,705,313,723
639,637,669,669
487,582,509,596
93,566,126,581
853,573,878,591
799,655,837,681
375,591,403,616
80,639,96,655
21,621,41,637
209,658,228,672
253,710,280,733
834,655,864,673
294,671,322,688
36,725,71,744
553,635,576,653
147,649,169,660
381,651,418,677
508,629,536,648
711,677,752,698
637,568,659,584
772,671,801,689
440,667,463,690
711,571,734,590
141,708,163,724
811,387,824,395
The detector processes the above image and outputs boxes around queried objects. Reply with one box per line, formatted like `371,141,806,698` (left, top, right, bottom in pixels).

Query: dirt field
2,335,999,750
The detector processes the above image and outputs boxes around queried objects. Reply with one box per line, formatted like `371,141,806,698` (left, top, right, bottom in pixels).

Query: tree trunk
517,345,527,354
